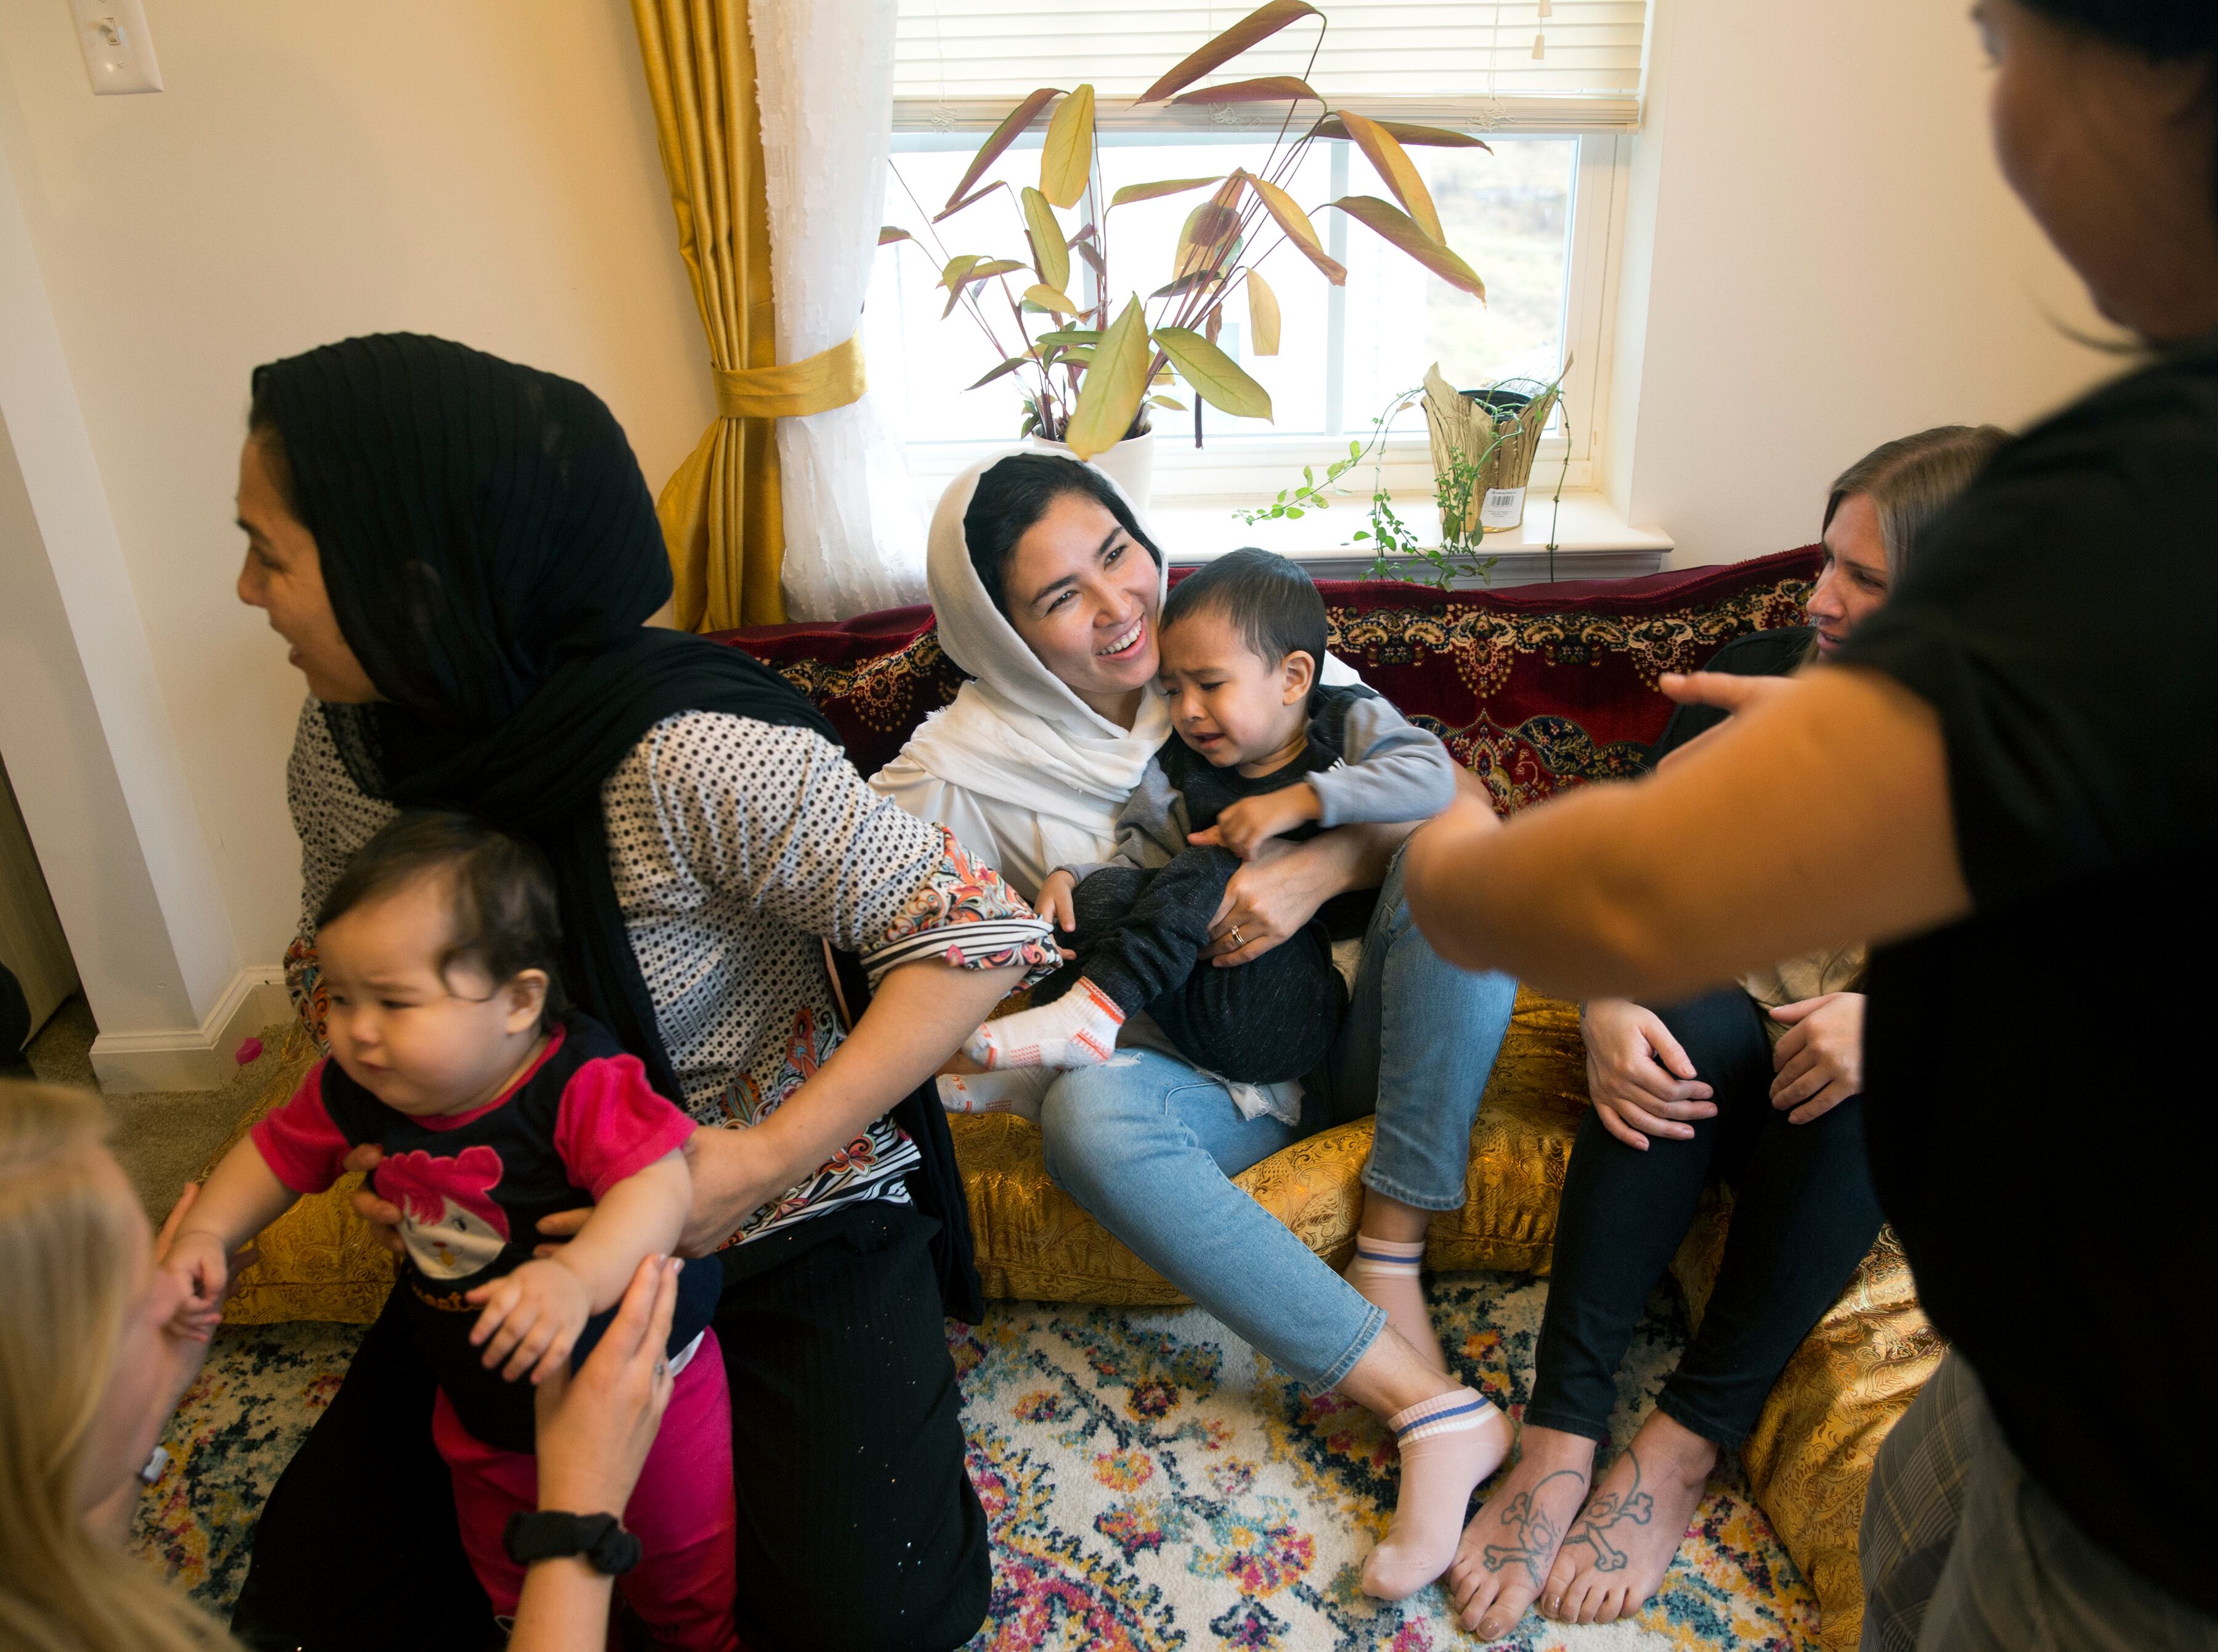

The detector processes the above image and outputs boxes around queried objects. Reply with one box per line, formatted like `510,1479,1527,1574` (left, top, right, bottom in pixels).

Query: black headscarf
259,334,984,1316
254,333,837,1098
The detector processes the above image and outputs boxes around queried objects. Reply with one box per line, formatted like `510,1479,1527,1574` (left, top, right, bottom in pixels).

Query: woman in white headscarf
873,450,1520,1599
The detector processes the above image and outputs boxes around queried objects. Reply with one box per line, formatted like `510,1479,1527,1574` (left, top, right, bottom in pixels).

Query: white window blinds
893,1,1649,134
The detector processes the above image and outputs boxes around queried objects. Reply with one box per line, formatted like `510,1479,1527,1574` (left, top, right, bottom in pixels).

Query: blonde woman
0,1080,681,1652
1444,424,2006,1638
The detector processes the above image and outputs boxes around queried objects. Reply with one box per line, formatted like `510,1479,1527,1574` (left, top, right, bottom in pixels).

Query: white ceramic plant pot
1023,428,1156,515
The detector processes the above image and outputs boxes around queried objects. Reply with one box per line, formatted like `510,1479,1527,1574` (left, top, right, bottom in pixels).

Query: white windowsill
1150,490,1673,588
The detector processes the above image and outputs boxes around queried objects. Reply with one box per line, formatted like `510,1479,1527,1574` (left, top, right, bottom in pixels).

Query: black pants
1525,986,1883,1448
1045,849,1344,1084
231,1200,989,1652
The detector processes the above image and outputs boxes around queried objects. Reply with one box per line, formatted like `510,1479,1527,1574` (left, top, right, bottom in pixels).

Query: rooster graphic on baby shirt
372,1143,513,1279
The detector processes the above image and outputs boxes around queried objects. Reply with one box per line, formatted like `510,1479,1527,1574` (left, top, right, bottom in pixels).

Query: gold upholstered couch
213,551,1938,1648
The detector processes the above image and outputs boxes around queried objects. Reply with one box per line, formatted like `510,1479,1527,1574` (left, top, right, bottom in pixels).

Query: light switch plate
68,0,164,96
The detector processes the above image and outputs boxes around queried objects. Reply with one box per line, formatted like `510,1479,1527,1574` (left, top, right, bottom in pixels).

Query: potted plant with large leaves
880,0,1491,503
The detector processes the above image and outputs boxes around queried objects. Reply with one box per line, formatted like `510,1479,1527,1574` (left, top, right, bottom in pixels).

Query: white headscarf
878,447,1172,887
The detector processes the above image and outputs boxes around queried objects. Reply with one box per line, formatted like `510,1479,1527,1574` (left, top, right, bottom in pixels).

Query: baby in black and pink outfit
169,812,736,1649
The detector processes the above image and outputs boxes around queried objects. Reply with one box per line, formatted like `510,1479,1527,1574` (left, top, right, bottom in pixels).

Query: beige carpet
20,994,292,1222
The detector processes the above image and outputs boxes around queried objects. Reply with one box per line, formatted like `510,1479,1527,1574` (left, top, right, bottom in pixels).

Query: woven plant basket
1422,360,1566,535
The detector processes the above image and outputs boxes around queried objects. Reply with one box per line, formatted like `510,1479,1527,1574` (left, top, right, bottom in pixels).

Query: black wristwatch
502,1510,642,1577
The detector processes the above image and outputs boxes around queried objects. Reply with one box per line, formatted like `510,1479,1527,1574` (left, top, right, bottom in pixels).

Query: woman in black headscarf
227,333,1054,1652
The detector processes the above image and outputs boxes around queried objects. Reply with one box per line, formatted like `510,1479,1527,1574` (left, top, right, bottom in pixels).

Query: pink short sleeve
553,1054,697,1201
250,1062,353,1195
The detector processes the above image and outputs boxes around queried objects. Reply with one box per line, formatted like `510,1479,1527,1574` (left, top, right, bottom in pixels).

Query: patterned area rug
134,1271,1818,1650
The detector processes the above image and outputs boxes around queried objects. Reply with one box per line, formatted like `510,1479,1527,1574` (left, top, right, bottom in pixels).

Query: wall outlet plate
68,0,164,96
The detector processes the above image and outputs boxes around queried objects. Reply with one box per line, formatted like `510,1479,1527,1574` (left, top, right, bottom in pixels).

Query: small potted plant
1421,360,1566,537
880,0,1492,503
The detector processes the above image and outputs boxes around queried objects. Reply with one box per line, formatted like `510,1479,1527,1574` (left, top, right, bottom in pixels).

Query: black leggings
230,1200,989,1652
1526,986,1883,1448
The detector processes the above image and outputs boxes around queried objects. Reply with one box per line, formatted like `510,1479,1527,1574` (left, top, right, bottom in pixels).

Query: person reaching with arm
1408,6,2218,1643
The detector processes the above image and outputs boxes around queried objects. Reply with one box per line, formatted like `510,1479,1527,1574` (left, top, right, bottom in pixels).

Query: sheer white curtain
752,0,928,620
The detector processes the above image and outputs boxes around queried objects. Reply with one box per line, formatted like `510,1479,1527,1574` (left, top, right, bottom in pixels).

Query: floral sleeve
862,824,1060,985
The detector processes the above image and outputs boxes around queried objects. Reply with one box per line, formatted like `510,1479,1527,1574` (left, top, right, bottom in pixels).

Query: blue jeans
1038,848,1518,1392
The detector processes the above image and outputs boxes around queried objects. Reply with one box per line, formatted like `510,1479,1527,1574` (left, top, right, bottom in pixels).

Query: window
873,2,1646,502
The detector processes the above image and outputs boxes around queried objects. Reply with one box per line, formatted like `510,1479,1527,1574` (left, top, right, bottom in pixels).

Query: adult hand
1768,992,1864,1123
1201,834,1325,967
532,1252,679,1516
1654,671,1801,770
1579,997,1718,1150
342,1142,408,1258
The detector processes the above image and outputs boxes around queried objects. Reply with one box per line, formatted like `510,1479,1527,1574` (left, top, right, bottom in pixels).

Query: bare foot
1444,1423,1596,1639
1542,1409,1718,1626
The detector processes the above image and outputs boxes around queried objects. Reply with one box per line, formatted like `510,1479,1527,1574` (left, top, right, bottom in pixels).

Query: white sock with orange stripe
935,1068,1055,1121
963,979,1126,1070
1362,1387,1511,1601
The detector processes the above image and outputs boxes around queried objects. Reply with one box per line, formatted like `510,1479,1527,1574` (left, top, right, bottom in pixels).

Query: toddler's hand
1197,786,1318,861
468,1258,594,1385
1036,870,1079,933
163,1229,234,1339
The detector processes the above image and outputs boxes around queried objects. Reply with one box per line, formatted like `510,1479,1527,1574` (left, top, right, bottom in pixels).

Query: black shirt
1155,682,1383,837
1836,340,2218,1610
1648,627,1815,765
259,1013,720,1453
1157,682,1387,938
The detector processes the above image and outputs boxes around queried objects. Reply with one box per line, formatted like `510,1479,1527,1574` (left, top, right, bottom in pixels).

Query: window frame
887,120,1632,507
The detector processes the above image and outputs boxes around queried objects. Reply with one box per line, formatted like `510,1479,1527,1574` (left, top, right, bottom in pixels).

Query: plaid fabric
1862,1354,2218,1652
1858,1353,1980,1651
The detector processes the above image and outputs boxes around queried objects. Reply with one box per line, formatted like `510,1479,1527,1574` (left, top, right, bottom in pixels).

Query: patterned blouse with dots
283,701,1055,1249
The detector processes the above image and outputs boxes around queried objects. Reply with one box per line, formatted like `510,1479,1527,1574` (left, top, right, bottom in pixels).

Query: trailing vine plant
1235,375,1578,589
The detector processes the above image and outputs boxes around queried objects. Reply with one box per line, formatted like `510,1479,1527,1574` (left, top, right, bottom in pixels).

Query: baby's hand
1036,871,1079,933
1198,786,1319,861
163,1229,234,1339
468,1258,593,1385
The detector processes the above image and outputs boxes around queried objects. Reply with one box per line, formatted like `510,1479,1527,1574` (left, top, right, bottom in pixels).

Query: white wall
1608,0,2115,565
0,0,712,1070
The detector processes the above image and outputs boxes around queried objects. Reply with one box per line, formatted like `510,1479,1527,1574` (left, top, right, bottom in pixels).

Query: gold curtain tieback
713,332,866,420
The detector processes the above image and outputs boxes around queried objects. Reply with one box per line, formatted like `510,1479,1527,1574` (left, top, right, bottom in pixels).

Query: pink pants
432,1330,740,1652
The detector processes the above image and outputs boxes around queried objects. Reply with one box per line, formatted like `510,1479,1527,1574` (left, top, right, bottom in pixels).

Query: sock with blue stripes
1346,1234,1448,1374
1362,1387,1510,1601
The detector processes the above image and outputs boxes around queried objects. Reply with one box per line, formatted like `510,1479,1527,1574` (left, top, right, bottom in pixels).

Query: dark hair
2019,0,2218,59
315,810,567,1028
963,454,1161,616
1160,548,1329,687
2017,0,2218,224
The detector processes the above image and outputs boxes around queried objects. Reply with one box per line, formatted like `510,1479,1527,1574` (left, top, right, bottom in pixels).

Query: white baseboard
90,966,292,1094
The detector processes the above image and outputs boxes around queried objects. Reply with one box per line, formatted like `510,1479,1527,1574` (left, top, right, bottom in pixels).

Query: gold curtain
630,0,786,630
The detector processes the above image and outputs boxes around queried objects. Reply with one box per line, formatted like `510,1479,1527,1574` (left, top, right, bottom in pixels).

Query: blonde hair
1822,423,2013,581
0,1081,235,1652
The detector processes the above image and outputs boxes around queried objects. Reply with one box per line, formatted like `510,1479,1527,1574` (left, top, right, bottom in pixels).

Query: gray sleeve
1309,696,1458,828
1061,761,1190,883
